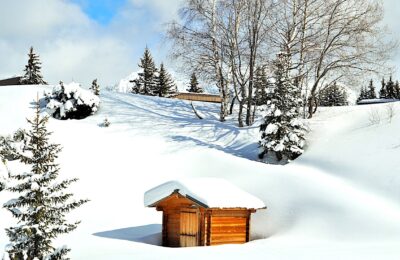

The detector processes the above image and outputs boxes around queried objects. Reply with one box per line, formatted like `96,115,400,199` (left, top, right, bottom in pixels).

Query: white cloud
0,0,182,88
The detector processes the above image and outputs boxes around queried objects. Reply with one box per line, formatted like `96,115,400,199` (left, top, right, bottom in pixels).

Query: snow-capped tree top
144,178,266,209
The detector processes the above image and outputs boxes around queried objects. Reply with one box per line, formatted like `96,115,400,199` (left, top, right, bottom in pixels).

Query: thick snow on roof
144,178,266,209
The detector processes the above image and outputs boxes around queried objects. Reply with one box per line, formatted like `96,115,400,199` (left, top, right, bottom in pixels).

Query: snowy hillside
1,85,400,259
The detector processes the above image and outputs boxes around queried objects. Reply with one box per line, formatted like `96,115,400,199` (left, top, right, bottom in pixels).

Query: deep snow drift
0,85,399,259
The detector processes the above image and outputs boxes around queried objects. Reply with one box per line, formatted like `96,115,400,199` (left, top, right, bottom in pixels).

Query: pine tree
367,79,377,99
386,76,395,99
319,82,348,106
90,79,100,96
259,53,306,161
154,63,177,97
379,78,387,99
395,81,400,99
254,67,270,106
187,73,203,93
20,47,47,85
3,100,88,260
132,47,158,95
357,86,366,102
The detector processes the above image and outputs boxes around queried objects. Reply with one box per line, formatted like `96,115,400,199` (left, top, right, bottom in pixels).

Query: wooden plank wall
207,210,250,246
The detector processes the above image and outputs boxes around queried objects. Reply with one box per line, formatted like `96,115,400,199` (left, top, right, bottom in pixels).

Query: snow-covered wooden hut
144,178,266,247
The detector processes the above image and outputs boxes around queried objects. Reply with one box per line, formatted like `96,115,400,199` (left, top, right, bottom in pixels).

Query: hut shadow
93,224,162,246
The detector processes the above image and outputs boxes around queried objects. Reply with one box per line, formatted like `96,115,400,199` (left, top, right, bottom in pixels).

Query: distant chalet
0,76,22,86
144,178,266,247
172,92,222,103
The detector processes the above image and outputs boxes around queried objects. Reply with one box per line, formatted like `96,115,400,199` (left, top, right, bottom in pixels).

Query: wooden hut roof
144,178,266,210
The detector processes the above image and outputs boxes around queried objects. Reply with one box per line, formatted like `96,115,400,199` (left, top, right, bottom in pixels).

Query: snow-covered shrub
385,103,396,123
45,82,100,120
0,129,28,161
102,117,111,127
368,108,381,125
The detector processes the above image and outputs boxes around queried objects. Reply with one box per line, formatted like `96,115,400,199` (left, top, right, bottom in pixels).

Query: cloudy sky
0,0,399,87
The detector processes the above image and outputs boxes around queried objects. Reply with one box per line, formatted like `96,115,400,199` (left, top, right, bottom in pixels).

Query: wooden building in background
0,76,21,86
172,93,222,103
144,178,266,247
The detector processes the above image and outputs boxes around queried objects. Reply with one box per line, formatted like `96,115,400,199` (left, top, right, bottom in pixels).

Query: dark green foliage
3,101,88,260
90,79,100,96
154,63,177,97
319,82,349,107
254,66,271,106
259,53,306,161
132,47,158,95
187,73,203,93
386,76,396,99
20,47,47,85
379,78,388,99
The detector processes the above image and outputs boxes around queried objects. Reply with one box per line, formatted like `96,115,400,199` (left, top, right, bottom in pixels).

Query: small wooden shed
144,178,266,247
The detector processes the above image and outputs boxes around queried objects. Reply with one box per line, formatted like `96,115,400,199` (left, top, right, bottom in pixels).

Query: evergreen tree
357,86,366,102
367,79,377,99
259,53,306,161
187,73,203,93
20,47,47,85
319,82,348,106
254,66,270,106
132,47,158,95
395,81,400,99
90,79,100,96
386,76,395,99
3,100,88,260
379,78,387,99
154,63,177,97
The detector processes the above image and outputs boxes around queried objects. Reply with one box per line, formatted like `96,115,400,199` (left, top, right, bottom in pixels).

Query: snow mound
144,178,266,209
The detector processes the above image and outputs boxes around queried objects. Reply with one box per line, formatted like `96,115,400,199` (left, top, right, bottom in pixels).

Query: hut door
180,209,199,247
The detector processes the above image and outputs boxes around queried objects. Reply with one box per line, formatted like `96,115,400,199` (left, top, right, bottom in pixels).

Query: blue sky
71,0,127,25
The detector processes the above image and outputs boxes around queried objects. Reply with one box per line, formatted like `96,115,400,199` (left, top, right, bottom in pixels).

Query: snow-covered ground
0,85,399,259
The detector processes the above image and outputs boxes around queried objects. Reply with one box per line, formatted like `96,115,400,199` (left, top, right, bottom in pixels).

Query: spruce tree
367,79,377,99
254,67,270,106
3,100,88,260
379,78,387,99
319,82,348,106
259,53,306,161
20,47,47,85
187,73,203,93
90,79,100,96
395,81,400,99
155,63,177,97
386,76,395,99
132,47,158,95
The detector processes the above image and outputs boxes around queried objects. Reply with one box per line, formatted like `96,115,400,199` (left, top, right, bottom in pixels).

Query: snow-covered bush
45,82,100,120
0,129,28,161
102,117,111,127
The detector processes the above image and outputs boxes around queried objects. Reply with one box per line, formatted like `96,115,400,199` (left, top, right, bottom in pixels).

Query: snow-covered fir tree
154,63,177,97
379,78,388,99
20,47,47,85
3,100,88,260
187,73,203,93
254,66,270,106
319,82,349,107
357,87,366,103
90,79,100,96
132,47,158,95
259,53,306,161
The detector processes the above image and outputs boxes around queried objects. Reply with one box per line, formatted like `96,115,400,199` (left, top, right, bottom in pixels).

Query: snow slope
0,85,399,259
